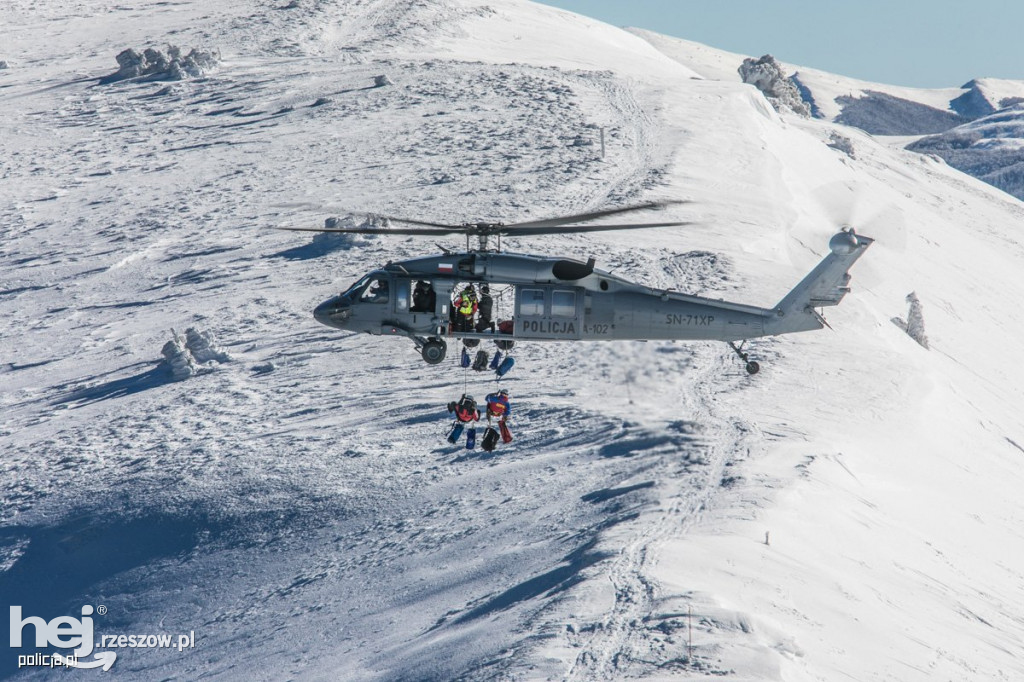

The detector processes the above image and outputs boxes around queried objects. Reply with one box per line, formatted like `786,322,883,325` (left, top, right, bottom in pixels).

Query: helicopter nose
313,296,351,329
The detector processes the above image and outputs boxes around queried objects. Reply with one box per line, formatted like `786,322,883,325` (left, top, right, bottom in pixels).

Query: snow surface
3,1,1024,680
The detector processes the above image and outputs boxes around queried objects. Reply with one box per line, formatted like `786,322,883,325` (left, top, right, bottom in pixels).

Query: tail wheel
421,338,447,365
496,339,515,351
745,361,760,375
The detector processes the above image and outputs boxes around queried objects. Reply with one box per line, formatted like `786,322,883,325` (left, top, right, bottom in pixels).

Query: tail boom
764,228,873,336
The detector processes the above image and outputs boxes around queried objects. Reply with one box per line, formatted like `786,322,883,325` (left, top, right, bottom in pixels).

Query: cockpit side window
360,278,389,304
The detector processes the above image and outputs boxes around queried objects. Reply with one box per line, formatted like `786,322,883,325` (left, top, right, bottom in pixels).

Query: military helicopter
279,202,872,374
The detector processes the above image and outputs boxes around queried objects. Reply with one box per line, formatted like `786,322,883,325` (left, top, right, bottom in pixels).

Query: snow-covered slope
625,29,973,120
628,29,1024,199
907,105,1024,200
3,1,1024,681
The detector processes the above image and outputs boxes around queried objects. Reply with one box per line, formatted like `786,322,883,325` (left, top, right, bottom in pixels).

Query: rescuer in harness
446,393,480,448
481,389,513,451
452,284,478,332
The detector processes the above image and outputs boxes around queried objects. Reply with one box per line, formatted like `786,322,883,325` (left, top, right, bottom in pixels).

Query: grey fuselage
312,229,874,347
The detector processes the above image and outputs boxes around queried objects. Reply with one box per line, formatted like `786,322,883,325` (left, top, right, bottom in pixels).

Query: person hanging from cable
446,393,480,448
484,388,513,446
485,389,510,421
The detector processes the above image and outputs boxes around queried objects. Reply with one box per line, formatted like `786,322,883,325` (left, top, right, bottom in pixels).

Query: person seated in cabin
363,278,388,303
411,280,436,312
476,284,494,332
424,282,436,311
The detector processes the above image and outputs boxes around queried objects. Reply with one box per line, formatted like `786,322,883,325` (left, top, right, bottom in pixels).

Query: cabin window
520,288,545,316
410,280,436,312
360,278,389,304
551,290,576,317
396,282,409,311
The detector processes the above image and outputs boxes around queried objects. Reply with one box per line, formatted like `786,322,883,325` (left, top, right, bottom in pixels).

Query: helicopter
279,202,872,374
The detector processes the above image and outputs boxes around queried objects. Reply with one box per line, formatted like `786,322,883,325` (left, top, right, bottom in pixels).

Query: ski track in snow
566,348,761,680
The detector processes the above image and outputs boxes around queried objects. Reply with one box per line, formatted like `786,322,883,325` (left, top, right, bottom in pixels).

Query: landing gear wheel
496,339,515,351
728,340,760,375
462,338,480,348
421,338,447,365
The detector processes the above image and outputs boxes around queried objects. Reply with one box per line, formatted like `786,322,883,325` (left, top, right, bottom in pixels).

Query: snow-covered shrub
891,292,929,349
103,45,219,83
317,214,390,248
738,54,811,117
185,327,232,364
827,132,856,159
160,327,231,380
161,331,198,381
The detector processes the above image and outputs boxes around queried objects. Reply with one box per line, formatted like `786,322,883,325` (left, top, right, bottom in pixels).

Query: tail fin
765,228,873,335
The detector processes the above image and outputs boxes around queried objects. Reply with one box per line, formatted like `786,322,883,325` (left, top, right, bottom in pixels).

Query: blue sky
535,0,1024,88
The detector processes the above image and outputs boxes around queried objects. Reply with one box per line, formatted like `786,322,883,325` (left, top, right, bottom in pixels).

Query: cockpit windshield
341,275,371,297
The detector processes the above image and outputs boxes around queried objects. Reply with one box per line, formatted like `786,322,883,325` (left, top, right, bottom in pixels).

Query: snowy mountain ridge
2,1,1024,680
629,28,1024,200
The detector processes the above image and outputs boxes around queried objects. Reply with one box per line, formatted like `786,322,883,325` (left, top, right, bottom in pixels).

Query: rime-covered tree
738,54,811,117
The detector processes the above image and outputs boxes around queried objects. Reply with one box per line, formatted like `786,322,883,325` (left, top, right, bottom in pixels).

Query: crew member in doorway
476,284,494,332
453,284,478,332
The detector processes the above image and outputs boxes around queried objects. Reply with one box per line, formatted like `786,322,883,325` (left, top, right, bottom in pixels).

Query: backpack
495,356,515,377
472,350,489,371
481,427,500,452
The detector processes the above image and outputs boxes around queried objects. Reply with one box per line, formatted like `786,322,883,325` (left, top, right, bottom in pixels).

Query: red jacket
455,401,479,423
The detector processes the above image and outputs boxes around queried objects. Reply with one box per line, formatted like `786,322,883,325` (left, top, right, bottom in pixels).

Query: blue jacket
485,393,511,418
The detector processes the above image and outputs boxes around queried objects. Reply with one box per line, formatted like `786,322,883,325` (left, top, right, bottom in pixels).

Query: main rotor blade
383,216,466,229
273,203,463,229
505,200,689,229
500,220,695,237
275,226,466,236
